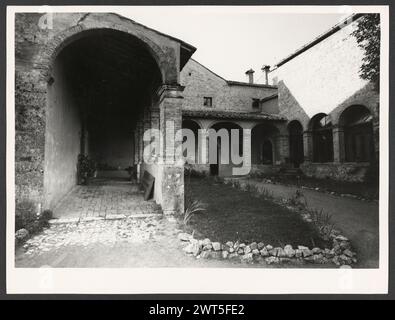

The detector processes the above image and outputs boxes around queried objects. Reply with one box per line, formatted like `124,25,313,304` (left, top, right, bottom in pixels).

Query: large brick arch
38,20,179,84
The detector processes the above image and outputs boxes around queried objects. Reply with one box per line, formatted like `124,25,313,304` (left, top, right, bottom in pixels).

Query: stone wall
180,59,277,113
43,52,82,209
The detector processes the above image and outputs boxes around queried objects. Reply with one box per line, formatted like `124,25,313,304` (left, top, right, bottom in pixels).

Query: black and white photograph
5,4,389,294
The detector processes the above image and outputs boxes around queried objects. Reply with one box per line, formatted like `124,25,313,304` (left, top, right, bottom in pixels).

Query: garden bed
178,176,357,267
183,177,328,248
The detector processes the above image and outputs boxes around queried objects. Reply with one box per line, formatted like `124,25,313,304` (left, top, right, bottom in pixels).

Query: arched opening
251,123,279,166
44,29,162,208
310,113,334,163
340,105,374,162
261,140,274,164
288,120,304,168
182,119,201,164
209,122,243,176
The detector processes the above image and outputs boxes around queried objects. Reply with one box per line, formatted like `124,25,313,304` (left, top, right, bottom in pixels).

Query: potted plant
77,154,96,185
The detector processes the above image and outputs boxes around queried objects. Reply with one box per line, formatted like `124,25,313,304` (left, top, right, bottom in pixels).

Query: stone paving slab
53,179,162,221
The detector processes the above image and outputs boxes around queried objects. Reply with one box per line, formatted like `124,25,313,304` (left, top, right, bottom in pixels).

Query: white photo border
6,5,389,294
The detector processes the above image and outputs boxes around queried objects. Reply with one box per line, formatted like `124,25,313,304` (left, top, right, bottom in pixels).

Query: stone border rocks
177,232,357,267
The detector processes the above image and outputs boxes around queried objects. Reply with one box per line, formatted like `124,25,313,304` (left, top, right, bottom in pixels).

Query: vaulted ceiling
58,29,162,131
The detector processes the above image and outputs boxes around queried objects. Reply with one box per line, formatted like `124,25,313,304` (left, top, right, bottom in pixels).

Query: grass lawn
183,177,328,248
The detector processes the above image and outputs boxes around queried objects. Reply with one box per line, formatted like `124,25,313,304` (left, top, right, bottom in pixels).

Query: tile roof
182,109,286,121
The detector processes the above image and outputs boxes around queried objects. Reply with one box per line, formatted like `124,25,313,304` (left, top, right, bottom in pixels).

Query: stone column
333,125,345,163
136,121,144,182
157,84,185,215
199,121,211,166
303,131,313,163
150,106,160,161
372,112,379,161
142,108,151,162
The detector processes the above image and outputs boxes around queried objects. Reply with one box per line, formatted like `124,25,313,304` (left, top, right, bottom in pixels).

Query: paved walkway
227,178,379,268
53,178,161,221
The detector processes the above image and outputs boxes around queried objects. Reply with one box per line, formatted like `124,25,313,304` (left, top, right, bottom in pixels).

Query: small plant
288,189,308,210
184,178,206,225
308,208,335,240
77,154,96,185
184,198,206,225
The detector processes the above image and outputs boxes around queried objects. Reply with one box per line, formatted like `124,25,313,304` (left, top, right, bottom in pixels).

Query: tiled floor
53,178,162,220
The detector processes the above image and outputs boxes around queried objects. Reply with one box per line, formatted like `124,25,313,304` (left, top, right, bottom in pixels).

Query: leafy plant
351,14,380,90
184,198,206,225
77,154,96,185
184,178,206,225
288,189,308,210
308,208,335,240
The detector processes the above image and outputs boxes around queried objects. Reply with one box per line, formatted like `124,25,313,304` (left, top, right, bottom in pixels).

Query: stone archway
309,113,334,163
15,13,194,215
251,123,280,166
339,105,374,163
43,28,164,209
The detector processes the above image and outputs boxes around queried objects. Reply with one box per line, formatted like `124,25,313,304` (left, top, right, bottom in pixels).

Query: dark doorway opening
311,114,334,163
288,120,304,168
44,29,162,208
261,140,273,164
209,122,243,176
340,105,374,163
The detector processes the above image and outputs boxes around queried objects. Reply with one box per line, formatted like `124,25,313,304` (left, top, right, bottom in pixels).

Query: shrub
77,154,96,185
15,201,53,244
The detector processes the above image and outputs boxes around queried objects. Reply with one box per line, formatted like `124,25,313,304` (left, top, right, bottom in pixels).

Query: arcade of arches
181,103,377,181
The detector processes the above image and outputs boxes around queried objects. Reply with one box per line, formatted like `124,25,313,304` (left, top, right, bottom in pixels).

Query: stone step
49,212,163,225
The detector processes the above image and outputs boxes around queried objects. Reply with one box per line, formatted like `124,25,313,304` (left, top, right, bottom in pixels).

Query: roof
182,109,286,121
190,59,227,81
272,13,364,69
114,13,196,69
190,59,278,89
227,80,277,89
260,93,278,103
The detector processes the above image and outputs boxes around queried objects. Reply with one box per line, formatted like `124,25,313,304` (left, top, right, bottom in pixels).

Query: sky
114,7,347,83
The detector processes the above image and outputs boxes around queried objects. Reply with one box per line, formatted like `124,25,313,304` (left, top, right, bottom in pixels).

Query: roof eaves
227,80,278,89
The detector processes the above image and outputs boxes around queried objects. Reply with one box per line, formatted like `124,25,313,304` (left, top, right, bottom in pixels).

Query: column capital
332,124,344,131
156,84,185,102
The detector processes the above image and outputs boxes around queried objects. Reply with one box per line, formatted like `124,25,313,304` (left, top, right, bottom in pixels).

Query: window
203,97,213,107
252,98,260,109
